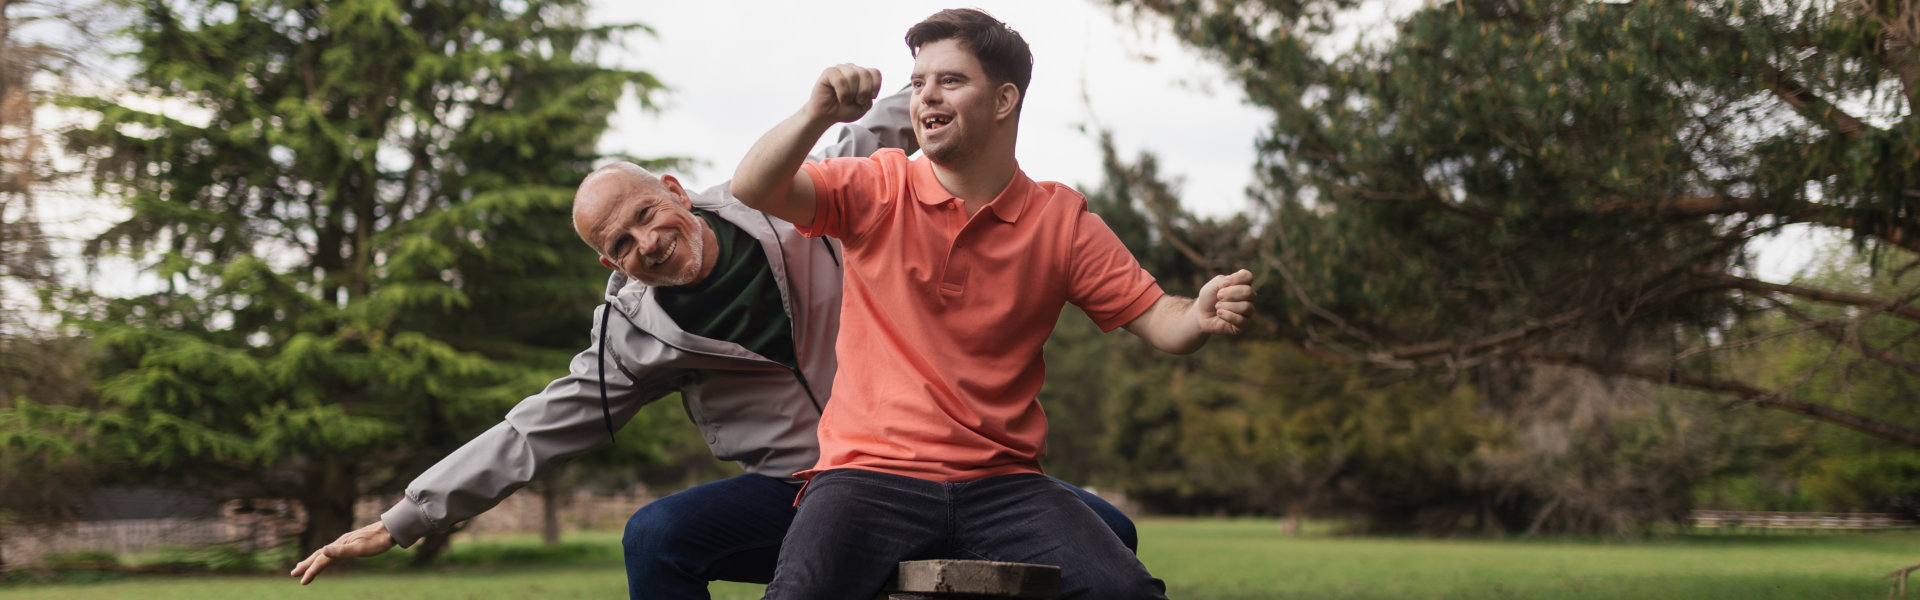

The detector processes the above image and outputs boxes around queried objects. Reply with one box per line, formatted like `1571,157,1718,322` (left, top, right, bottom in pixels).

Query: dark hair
905,8,1033,110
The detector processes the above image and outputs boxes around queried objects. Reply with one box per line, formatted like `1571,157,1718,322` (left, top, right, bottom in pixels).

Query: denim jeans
759,469,1166,600
622,472,1135,600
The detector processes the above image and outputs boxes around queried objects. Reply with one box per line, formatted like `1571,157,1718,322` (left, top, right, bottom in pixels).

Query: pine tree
1110,0,1920,448
60,0,664,555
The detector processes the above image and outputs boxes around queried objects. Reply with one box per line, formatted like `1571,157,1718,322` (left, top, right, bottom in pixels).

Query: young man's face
910,38,1001,165
577,174,709,287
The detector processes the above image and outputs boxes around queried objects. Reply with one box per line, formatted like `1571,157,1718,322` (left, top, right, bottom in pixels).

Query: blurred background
4,0,1920,598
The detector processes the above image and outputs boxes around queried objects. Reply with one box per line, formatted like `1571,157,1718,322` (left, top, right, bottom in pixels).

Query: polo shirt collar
908,156,1032,223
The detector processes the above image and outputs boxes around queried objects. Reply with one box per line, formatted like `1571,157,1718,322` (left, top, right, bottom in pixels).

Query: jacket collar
600,184,800,365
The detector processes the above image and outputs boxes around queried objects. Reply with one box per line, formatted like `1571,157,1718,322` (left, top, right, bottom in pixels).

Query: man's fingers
297,552,330,585
858,67,883,100
1217,284,1255,302
1216,300,1253,317
1225,269,1253,285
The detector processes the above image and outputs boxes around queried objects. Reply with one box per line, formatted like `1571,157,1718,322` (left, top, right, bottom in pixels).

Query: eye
911,79,925,89
942,76,960,85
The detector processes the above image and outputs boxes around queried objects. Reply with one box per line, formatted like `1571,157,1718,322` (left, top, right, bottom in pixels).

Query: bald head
574,162,668,247
573,161,713,287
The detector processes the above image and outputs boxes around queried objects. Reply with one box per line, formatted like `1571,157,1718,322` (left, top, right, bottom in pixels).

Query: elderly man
288,89,1138,600
730,9,1255,600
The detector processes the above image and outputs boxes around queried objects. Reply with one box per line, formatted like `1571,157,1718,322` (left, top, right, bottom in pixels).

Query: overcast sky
29,0,1826,300
586,1,1272,218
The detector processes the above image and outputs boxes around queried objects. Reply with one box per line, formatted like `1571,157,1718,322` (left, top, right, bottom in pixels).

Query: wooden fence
1689,510,1915,531
2,486,656,566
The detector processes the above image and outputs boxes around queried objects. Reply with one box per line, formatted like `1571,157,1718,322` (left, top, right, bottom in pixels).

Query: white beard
636,216,707,288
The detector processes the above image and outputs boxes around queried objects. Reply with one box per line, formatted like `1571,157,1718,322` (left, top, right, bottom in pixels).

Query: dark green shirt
654,210,797,369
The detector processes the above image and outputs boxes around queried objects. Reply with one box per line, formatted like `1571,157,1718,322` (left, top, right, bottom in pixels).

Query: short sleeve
1067,210,1165,331
797,153,893,245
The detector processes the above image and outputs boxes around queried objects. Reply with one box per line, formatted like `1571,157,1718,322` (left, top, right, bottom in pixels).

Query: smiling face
573,164,711,287
910,38,1008,166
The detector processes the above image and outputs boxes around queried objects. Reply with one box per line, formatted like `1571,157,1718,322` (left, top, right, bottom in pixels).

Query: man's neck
930,144,1018,217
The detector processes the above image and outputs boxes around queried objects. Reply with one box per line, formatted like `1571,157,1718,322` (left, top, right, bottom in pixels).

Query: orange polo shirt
795,149,1164,482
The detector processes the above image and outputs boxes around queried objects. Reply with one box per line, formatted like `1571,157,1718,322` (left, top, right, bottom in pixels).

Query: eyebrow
913,70,970,80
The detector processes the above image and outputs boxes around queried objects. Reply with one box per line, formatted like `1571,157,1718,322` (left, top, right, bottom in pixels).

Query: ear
661,174,693,210
995,82,1021,122
599,256,620,272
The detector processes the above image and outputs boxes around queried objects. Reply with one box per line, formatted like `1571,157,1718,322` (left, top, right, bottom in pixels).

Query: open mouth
921,116,952,131
647,239,676,267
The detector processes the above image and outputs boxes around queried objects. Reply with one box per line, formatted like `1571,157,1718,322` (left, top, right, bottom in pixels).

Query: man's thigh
624,473,799,584
1050,476,1138,553
952,474,1165,600
763,469,950,600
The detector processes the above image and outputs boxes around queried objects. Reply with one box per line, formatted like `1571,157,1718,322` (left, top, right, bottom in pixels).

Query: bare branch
1766,70,1871,139
1589,195,1920,255
1520,350,1920,449
1711,271,1920,324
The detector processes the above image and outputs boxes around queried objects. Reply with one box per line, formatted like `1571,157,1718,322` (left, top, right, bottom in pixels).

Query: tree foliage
57,0,663,555
1045,134,1731,534
0,0,123,570
1105,0,1920,449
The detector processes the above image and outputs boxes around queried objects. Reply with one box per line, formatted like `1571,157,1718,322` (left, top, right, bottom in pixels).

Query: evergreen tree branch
1518,350,1920,449
1710,271,1920,324
1592,195,1920,255
1765,70,1871,140
1770,293,1920,377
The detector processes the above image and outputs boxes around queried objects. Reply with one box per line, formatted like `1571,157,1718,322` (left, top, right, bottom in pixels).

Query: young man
286,89,1139,600
729,9,1255,600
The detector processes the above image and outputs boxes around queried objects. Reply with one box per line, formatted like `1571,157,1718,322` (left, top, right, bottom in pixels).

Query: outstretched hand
289,520,395,585
807,63,883,125
1194,269,1255,335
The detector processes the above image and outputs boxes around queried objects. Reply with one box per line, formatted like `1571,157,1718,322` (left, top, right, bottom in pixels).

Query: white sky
22,0,1833,309
587,1,1271,219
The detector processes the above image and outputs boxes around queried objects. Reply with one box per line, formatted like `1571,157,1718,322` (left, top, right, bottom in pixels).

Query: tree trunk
297,458,358,557
410,532,453,567
541,481,563,547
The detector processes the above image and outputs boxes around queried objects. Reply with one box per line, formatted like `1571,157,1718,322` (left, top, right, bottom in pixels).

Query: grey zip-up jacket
380,92,914,547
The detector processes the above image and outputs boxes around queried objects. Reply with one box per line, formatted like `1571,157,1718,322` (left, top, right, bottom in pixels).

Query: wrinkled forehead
576,173,664,237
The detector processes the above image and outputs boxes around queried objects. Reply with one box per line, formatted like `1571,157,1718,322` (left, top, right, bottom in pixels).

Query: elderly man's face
574,168,709,287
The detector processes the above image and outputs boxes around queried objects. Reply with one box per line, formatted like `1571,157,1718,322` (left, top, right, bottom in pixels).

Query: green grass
3,519,1914,599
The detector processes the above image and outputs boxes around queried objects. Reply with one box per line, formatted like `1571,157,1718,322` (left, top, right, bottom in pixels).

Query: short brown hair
905,9,1033,109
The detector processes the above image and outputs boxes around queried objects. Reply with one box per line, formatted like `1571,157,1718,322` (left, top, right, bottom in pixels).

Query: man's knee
623,498,690,555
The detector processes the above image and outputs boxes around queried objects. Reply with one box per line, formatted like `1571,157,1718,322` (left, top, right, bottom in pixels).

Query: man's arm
730,64,883,227
1122,269,1256,354
290,307,679,584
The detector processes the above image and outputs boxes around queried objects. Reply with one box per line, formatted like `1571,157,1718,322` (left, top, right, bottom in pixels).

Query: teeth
649,240,675,266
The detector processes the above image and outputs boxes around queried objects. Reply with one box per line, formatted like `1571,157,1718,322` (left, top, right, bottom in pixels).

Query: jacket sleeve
380,306,681,547
814,86,915,160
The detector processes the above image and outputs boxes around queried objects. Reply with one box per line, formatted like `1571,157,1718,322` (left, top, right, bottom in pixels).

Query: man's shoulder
1021,178,1092,217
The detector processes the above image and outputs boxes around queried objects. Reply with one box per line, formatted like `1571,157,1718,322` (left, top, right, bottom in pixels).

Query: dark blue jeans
622,472,1135,600
760,469,1166,600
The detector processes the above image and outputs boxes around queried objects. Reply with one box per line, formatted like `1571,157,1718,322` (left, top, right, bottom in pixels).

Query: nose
917,84,942,106
632,226,663,256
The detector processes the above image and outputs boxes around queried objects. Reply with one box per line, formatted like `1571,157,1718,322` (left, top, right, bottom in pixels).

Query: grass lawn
3,518,1913,599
